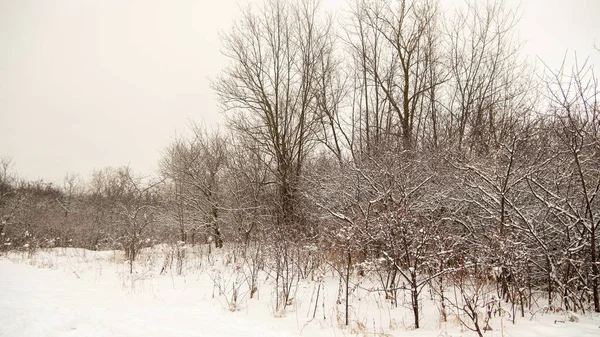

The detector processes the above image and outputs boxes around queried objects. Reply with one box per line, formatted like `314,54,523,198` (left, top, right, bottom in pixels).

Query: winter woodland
1,0,599,336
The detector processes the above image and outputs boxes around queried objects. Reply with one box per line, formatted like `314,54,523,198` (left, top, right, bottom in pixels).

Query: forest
1,0,599,334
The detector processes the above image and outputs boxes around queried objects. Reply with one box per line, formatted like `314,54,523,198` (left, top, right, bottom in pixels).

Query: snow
0,252,292,337
1,247,599,337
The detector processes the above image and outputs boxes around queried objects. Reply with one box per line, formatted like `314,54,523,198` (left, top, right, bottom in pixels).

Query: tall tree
213,0,332,237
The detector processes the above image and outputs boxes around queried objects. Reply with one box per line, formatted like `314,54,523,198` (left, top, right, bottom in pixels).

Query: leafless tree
161,126,228,247
213,0,338,313
537,55,600,312
0,157,17,246
90,166,162,273
213,0,332,240
445,0,532,154
344,0,443,152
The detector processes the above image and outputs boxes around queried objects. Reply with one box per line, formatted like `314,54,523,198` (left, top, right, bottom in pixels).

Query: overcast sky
1,0,599,185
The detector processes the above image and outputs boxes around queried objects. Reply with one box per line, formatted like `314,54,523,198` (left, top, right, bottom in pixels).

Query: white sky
1,0,599,185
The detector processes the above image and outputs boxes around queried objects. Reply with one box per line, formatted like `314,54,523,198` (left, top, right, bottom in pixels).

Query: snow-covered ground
1,247,598,337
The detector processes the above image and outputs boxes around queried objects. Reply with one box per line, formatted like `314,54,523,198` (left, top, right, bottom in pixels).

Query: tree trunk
345,251,351,326
411,271,419,329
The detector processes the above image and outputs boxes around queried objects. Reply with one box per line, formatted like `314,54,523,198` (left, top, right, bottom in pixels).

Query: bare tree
540,55,600,312
161,126,228,247
213,0,339,313
0,157,17,245
90,167,162,273
54,173,83,247
213,0,332,239
445,0,530,154
345,0,442,152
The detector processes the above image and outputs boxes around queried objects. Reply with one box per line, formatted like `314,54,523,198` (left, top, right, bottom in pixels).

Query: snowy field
1,246,599,337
